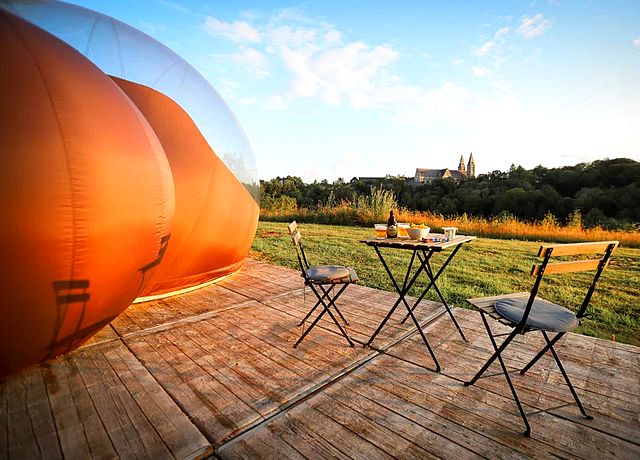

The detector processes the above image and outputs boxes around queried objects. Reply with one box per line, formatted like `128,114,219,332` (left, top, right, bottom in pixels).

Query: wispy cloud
232,47,270,77
280,41,400,107
206,13,405,109
517,14,552,39
634,37,640,47
205,17,262,43
472,26,509,57
473,40,496,57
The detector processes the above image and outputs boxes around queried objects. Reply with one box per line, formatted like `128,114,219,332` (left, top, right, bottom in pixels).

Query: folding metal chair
288,221,358,348
464,240,618,436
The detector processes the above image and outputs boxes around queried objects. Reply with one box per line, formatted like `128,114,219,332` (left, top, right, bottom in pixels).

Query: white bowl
407,227,430,240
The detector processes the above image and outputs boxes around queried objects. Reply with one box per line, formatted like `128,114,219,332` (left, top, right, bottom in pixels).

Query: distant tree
260,158,640,228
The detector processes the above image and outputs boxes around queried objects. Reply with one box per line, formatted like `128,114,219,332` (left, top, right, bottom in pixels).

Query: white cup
443,227,457,239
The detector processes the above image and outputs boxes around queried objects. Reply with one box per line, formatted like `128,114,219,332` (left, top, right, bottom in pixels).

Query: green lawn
250,221,640,346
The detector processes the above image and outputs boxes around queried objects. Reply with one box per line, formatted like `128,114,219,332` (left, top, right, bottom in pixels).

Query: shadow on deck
1,259,638,459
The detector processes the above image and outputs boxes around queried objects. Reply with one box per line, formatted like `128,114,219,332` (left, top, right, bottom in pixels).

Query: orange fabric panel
112,77,259,298
0,12,175,376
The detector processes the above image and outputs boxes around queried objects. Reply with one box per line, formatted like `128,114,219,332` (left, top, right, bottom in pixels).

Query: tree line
260,158,640,230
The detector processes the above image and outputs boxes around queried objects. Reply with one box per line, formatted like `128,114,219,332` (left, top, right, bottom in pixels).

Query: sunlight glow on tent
0,0,259,376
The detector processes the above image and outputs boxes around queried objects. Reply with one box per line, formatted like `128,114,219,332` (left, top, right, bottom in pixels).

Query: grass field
250,221,640,346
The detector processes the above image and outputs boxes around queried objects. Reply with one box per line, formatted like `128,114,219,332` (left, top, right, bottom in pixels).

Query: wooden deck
1,259,638,459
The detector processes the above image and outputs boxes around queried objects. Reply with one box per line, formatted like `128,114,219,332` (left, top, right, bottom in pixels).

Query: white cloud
473,40,496,57
494,26,510,40
634,37,640,47
206,11,514,115
279,42,400,107
518,14,552,39
324,29,342,44
205,17,262,43
472,27,509,57
232,47,270,77
267,24,323,48
472,66,491,77
204,12,409,109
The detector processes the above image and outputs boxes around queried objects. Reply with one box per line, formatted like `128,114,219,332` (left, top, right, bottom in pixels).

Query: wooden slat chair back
518,241,619,331
464,240,618,436
288,221,310,276
287,221,358,348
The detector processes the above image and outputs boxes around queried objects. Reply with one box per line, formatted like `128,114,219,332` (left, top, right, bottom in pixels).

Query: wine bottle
386,210,398,238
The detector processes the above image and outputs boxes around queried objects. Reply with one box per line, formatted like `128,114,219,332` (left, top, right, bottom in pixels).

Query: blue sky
68,0,639,181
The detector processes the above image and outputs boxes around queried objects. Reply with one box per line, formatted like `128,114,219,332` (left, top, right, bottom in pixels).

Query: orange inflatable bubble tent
0,0,259,376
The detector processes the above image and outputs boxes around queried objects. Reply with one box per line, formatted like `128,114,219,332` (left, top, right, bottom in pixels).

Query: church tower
467,153,475,178
458,155,466,175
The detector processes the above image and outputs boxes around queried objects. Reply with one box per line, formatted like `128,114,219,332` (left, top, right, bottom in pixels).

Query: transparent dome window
2,0,259,202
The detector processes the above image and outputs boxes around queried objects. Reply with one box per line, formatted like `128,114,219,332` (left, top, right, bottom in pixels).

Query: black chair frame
465,241,618,436
288,222,355,348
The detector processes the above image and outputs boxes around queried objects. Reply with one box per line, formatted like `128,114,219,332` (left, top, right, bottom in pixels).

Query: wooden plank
445,312,640,403
80,324,120,349
216,270,301,302
368,353,639,459
283,405,395,460
76,347,170,458
531,259,602,275
222,300,373,364
6,372,42,459
434,311,640,407
21,369,62,458
216,304,374,374
43,356,116,459
219,431,306,460
128,331,258,445
420,317,640,445
107,343,213,459
312,391,458,459
112,283,253,336
347,356,563,457
323,386,471,459
1,260,638,458
252,410,358,459
538,241,619,257
261,291,421,346
166,322,285,417
0,375,6,458
450,355,640,453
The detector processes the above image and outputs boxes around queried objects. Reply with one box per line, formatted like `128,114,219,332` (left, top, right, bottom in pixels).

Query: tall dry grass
394,210,639,247
260,187,639,247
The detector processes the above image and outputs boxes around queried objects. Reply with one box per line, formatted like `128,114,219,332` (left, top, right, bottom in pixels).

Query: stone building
413,153,475,184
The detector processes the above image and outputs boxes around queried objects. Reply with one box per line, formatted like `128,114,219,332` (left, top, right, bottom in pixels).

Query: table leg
366,247,441,371
422,254,468,342
365,247,423,347
400,243,463,325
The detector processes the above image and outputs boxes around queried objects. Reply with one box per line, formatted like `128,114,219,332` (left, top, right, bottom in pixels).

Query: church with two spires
413,153,476,184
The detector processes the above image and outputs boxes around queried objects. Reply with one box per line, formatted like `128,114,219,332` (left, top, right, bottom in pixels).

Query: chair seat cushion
494,297,579,332
305,265,359,284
